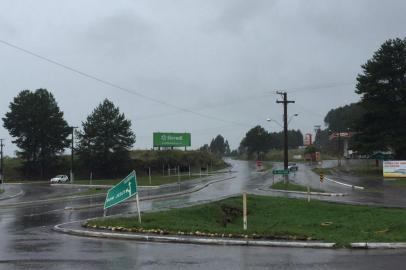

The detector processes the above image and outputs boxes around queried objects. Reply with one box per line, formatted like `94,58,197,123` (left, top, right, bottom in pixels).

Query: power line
134,92,273,121
0,39,249,127
288,82,355,93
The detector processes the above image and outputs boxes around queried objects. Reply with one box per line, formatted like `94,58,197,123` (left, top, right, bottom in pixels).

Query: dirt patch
220,205,243,227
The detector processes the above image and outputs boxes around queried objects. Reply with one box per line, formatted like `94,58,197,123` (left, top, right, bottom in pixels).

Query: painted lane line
324,177,364,190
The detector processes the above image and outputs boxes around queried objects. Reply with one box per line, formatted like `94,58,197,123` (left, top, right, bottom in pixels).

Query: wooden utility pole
276,91,295,182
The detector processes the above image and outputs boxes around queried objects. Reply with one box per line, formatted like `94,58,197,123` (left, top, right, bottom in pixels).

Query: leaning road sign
104,171,141,222
104,171,137,209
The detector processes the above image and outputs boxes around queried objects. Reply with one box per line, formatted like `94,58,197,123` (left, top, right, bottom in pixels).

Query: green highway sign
104,171,138,209
272,169,290,175
153,132,191,147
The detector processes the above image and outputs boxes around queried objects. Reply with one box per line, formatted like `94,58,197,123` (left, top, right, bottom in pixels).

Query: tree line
2,89,135,179
315,38,406,159
201,128,303,159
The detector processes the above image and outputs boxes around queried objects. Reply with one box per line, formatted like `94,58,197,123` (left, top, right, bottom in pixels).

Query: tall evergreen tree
239,126,272,158
354,38,406,158
209,134,230,157
77,99,136,177
2,89,70,177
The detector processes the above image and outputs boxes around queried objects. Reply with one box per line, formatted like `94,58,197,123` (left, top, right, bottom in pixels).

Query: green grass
312,162,382,177
271,181,323,193
85,195,406,247
75,187,107,196
73,174,201,186
0,189,4,194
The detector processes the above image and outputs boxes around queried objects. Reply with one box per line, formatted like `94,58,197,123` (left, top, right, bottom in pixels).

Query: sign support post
243,192,247,231
148,167,151,185
136,193,141,223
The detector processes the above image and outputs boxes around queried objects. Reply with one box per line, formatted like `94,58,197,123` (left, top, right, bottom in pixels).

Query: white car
50,175,69,183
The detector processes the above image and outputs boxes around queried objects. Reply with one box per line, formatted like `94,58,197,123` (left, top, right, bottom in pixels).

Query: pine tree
3,89,70,178
77,99,136,177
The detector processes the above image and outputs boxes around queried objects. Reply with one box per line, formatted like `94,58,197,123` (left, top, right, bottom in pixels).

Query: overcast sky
1,0,405,156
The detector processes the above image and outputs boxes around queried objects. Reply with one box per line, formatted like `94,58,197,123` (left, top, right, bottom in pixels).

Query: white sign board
383,161,406,178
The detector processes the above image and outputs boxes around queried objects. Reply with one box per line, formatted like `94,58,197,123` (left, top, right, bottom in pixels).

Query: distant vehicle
288,163,299,171
50,175,69,183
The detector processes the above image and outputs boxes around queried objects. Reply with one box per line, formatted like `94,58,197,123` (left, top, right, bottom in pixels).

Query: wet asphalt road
1,160,406,269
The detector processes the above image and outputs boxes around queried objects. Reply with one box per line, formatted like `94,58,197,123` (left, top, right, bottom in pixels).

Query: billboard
153,132,191,147
383,161,406,178
304,133,312,146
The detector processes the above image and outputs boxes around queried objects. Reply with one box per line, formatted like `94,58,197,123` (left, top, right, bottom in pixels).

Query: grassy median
84,195,406,247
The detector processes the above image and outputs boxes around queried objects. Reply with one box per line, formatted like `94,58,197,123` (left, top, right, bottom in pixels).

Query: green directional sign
104,171,138,209
153,132,191,147
272,169,290,175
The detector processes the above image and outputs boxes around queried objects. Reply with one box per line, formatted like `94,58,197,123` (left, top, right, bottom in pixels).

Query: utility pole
337,131,341,167
70,126,78,183
0,139,4,185
276,91,295,182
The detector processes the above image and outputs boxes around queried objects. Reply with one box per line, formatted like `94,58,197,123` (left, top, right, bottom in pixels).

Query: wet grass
74,187,108,196
312,163,382,177
271,181,323,193
85,195,406,247
73,174,201,186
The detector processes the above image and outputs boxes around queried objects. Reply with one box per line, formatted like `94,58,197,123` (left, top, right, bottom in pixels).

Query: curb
259,188,346,197
53,221,335,248
351,243,406,249
324,177,364,190
0,189,24,201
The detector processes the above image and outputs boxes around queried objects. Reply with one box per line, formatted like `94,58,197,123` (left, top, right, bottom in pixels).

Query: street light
267,114,298,127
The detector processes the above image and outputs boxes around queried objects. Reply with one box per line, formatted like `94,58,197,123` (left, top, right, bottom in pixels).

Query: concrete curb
324,177,364,190
259,188,346,197
351,243,406,249
53,222,335,248
64,175,237,211
0,189,24,201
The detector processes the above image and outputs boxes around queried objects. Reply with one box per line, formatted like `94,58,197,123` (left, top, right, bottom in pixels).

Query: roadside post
307,183,310,202
103,171,141,223
243,192,247,231
90,171,93,186
177,166,180,184
148,167,151,185
188,164,191,177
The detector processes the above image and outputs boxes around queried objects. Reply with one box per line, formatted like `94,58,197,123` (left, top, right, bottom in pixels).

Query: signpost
153,132,191,148
104,171,141,223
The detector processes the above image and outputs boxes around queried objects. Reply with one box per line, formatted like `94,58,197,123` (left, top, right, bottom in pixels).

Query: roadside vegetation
85,195,406,247
73,174,203,187
271,182,323,193
3,150,227,182
312,160,382,177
